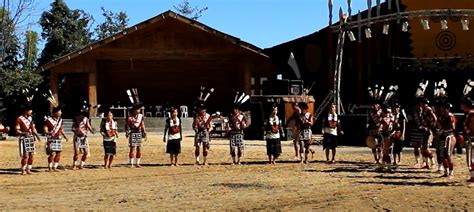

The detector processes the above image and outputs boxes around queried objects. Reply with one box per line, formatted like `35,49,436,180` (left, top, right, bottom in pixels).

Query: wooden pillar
242,59,252,93
88,60,98,117
49,70,59,112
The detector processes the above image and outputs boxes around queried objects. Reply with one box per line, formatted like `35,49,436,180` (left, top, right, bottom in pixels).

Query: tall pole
333,17,347,114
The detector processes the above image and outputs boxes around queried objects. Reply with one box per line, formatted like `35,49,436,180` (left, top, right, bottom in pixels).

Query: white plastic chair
145,106,153,117
180,105,188,118
155,105,163,117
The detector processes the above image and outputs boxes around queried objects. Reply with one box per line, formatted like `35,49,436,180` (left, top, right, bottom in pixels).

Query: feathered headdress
81,99,101,114
233,90,250,108
196,85,215,109
368,84,385,104
383,85,399,106
21,88,38,110
462,79,474,107
126,88,141,110
415,80,429,98
433,79,450,107
43,89,58,107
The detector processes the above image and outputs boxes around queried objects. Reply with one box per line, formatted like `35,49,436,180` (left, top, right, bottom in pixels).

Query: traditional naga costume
16,89,41,175
100,113,118,157
461,80,474,182
432,80,457,177
192,86,214,165
298,102,313,164
265,106,284,163
366,85,384,163
125,88,146,167
43,90,67,171
164,109,182,155
414,80,437,169
229,91,250,165
72,102,94,170
391,102,407,165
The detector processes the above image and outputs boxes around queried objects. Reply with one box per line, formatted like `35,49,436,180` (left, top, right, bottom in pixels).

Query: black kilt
323,133,338,150
266,138,282,157
103,140,116,155
166,139,181,154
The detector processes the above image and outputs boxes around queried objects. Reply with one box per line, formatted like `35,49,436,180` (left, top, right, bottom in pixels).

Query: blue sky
32,0,368,48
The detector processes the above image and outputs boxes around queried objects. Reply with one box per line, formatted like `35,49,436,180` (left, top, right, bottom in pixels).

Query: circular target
436,31,456,51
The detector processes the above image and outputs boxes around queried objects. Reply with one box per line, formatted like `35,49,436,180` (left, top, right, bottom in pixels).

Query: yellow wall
403,0,474,57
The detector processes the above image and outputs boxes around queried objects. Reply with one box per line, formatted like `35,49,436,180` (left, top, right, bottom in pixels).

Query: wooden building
264,0,474,111
39,11,277,117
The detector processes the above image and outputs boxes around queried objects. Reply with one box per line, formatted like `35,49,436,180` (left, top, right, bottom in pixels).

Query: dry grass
0,134,473,210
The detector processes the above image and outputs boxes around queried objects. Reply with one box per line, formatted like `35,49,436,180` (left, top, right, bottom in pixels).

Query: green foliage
94,7,129,40
173,0,208,20
0,69,43,95
21,30,38,72
38,0,93,66
0,9,21,71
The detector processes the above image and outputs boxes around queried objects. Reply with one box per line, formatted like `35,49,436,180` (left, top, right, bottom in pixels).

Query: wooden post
88,60,98,117
50,71,59,112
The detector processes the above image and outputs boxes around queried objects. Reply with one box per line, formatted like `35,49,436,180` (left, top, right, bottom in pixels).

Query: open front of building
41,11,277,118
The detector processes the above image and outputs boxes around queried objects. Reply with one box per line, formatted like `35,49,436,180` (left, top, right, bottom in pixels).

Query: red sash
128,114,143,129
46,117,63,137
18,116,34,134
196,113,211,130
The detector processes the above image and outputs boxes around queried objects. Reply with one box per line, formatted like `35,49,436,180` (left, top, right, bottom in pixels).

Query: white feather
240,95,250,104
237,92,246,103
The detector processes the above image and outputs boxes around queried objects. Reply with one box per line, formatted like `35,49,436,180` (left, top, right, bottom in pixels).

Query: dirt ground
0,133,473,211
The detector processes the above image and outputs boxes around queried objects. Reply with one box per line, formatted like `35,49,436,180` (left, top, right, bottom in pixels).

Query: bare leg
108,156,114,168
174,154,179,166
104,155,108,168
325,148,330,162
194,146,200,165
298,140,304,162
20,156,27,175
303,141,310,163
203,144,209,165
136,147,142,168
129,147,135,168
331,149,336,162
293,140,299,159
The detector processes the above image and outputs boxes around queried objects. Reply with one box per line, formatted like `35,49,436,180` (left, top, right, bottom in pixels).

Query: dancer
126,105,146,168
44,106,68,172
286,103,303,160
72,105,94,170
164,108,182,166
100,110,118,169
299,102,313,164
461,80,474,182
265,105,284,164
437,101,457,177
392,103,407,165
16,104,41,175
322,103,342,163
229,91,250,165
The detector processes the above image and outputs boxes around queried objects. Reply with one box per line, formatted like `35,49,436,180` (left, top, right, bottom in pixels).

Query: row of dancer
366,80,474,181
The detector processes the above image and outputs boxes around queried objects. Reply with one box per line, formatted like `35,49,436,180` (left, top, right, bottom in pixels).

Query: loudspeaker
289,80,304,95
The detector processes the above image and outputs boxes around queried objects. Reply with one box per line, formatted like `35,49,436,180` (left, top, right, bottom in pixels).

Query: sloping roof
39,10,268,72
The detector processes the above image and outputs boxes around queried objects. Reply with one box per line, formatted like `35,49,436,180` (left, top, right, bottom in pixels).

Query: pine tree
38,0,93,66
94,7,129,40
